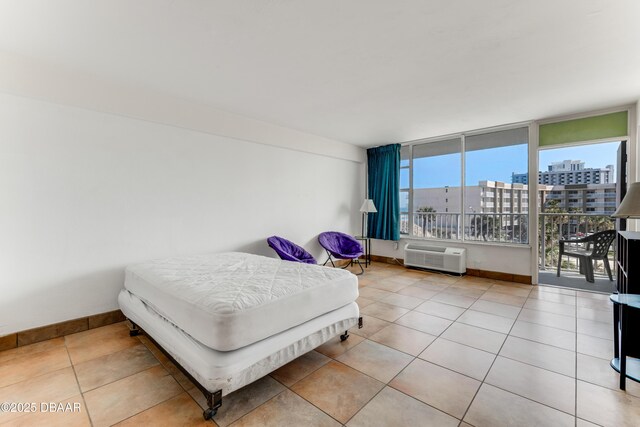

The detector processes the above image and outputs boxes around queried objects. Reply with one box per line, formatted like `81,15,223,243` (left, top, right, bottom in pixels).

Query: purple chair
318,231,364,275
267,236,317,264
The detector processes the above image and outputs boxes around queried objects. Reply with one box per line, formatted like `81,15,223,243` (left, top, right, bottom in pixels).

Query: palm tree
512,215,528,243
542,200,566,267
416,206,436,237
586,215,614,234
470,214,496,241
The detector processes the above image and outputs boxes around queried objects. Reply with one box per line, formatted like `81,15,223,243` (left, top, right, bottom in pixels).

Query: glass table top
610,294,640,309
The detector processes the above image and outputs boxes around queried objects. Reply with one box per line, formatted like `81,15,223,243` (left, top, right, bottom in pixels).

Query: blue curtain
367,144,400,240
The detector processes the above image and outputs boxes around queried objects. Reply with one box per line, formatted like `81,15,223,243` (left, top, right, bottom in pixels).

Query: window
407,138,462,239
464,127,528,243
401,126,529,244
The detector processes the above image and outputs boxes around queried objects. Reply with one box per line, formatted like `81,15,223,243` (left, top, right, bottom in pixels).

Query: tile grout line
65,338,95,427
225,388,290,426
383,281,525,422
421,338,577,381
457,288,529,423
263,272,605,425
362,280,597,368
71,345,162,395
0,366,80,426
112,391,189,426
467,299,578,417
272,299,435,426
362,297,600,355
466,382,579,419
372,265,614,418
280,357,380,426
0,264,617,426
461,291,603,421
334,270,492,424
77,334,185,426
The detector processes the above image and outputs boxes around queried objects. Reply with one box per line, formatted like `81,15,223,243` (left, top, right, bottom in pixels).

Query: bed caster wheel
340,332,349,342
127,321,140,337
203,408,217,420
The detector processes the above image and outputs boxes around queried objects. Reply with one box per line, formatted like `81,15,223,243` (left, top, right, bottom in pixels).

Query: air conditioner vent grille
404,244,466,274
405,244,446,253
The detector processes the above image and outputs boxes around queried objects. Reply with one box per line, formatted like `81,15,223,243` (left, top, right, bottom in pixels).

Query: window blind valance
540,111,628,147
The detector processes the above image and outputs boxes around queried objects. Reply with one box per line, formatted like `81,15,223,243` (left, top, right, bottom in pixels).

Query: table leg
613,302,619,360
365,239,369,267
620,304,626,390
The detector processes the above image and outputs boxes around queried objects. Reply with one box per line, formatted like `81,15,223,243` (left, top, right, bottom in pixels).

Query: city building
512,159,614,185
542,183,617,214
412,180,616,216
413,181,552,214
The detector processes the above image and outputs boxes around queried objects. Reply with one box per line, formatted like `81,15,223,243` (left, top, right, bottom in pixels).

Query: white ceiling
0,0,639,147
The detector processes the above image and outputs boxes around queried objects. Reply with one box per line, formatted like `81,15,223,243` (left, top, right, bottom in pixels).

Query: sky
405,141,620,189
538,141,619,175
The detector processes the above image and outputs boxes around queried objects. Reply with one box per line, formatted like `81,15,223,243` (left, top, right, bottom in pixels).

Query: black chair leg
585,258,595,283
341,258,364,275
604,258,613,281
557,254,562,277
337,258,364,275
322,250,336,267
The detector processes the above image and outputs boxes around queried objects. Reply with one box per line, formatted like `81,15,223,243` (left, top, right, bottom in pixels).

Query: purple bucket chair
267,236,317,264
318,231,364,275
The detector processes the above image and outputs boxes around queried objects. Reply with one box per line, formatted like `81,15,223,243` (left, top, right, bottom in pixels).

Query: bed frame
127,316,363,421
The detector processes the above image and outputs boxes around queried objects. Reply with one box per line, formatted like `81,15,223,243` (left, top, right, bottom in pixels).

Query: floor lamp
612,182,640,220
360,199,377,238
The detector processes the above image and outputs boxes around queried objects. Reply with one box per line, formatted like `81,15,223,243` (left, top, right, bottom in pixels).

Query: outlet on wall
394,242,399,250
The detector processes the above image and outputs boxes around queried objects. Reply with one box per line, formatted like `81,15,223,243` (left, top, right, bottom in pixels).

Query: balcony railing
538,213,616,274
400,212,529,244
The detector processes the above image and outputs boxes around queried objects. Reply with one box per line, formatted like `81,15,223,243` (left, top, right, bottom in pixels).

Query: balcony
538,213,616,293
400,212,528,244
398,211,617,292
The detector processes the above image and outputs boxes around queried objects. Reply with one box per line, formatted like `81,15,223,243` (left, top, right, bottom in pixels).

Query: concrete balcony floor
538,269,616,293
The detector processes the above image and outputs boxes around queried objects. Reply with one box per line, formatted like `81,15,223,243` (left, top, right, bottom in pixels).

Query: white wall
0,51,364,164
0,92,364,334
371,238,532,276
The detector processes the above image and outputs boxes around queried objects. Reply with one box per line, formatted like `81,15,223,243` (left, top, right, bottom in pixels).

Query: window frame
400,123,531,246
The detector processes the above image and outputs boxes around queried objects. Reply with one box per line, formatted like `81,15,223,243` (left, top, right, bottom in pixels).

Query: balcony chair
556,229,616,283
318,231,364,275
267,236,317,264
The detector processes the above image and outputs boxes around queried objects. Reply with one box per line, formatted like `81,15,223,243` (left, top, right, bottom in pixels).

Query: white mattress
118,289,359,395
124,252,359,351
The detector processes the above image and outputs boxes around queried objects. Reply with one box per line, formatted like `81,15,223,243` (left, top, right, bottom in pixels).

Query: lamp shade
360,199,377,213
612,182,640,218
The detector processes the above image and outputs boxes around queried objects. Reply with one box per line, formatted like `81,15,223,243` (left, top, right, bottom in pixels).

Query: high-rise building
412,181,552,214
411,180,615,215
512,160,614,185
541,183,617,215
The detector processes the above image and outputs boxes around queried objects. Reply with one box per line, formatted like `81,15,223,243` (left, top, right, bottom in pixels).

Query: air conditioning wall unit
404,243,466,274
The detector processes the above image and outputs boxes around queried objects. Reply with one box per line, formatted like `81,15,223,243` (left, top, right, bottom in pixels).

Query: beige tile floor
1,262,640,426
